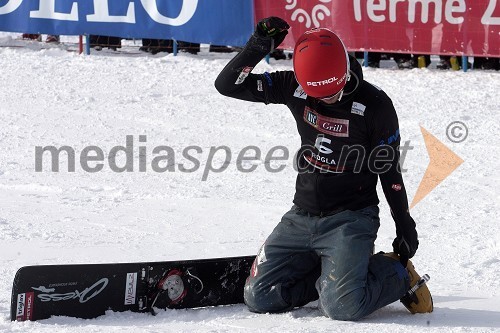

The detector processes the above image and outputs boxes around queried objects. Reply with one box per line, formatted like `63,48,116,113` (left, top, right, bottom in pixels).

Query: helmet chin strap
331,55,350,103
328,70,357,103
335,89,344,102
343,70,359,97
344,43,351,84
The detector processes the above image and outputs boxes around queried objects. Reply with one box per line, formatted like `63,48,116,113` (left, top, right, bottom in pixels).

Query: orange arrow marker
410,126,464,208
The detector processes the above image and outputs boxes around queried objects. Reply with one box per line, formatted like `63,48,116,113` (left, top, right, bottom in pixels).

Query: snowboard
11,255,255,321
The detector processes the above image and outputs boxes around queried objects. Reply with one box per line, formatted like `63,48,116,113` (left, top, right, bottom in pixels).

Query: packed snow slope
0,35,499,332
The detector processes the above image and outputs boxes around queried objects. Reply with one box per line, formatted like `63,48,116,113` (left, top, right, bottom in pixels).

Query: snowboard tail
11,255,255,321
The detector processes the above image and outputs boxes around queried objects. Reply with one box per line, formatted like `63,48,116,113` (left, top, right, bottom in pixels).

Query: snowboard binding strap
401,274,430,305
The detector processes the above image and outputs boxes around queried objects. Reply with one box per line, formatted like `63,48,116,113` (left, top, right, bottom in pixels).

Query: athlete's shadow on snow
290,297,500,328
363,295,500,328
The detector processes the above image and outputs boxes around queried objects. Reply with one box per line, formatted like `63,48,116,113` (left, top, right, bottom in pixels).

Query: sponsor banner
0,0,254,46
255,0,500,57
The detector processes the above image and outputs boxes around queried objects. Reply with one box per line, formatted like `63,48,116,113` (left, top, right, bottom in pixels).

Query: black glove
392,217,418,267
255,17,289,49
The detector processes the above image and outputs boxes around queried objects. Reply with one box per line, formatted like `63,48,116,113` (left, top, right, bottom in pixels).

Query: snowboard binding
400,274,430,309
382,252,433,314
149,267,204,315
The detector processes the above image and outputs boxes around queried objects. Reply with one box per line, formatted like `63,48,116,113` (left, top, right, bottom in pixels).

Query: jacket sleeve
378,149,417,243
214,35,292,105
369,96,418,247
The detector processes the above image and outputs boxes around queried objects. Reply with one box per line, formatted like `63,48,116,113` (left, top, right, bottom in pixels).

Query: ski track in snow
0,33,499,332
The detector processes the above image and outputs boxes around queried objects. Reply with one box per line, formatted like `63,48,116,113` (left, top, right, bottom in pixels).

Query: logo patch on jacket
235,66,253,85
257,80,263,91
293,85,307,99
351,102,366,116
303,107,349,137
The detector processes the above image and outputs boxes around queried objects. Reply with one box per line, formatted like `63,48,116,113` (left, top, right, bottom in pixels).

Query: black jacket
215,40,415,238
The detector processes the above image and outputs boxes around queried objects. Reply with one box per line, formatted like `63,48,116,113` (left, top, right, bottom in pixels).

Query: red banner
255,0,500,57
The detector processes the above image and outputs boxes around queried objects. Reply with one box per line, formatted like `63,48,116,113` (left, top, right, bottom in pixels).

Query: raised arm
214,17,289,103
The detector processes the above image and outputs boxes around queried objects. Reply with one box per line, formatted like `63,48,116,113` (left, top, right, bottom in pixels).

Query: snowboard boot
383,252,433,314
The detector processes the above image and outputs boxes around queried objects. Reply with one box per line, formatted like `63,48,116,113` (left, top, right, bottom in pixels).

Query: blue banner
0,0,254,46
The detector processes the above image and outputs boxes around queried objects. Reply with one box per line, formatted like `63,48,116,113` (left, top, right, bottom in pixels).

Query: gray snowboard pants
244,205,410,321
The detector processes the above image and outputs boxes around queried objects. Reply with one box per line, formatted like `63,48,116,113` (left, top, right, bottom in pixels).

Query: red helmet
293,28,350,98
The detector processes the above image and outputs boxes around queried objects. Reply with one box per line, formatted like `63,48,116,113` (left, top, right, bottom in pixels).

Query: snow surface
0,34,499,332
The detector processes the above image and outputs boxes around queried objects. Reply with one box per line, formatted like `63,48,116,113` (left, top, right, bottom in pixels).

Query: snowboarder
215,17,433,320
